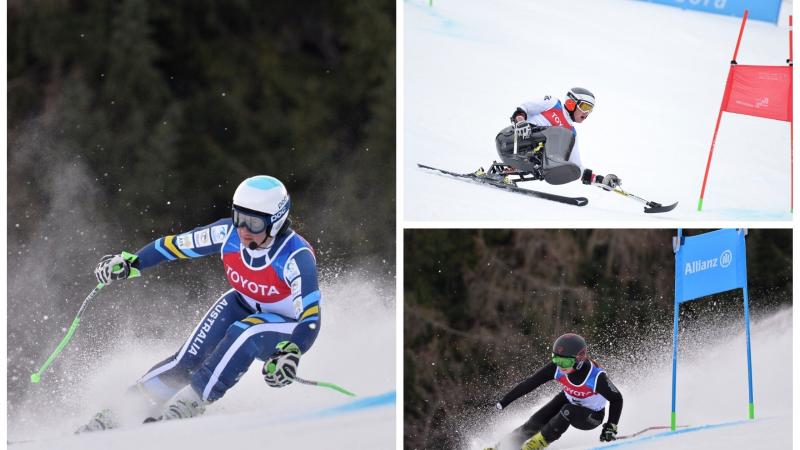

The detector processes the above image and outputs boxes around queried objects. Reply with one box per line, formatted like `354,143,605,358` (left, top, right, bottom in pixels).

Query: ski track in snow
7,274,396,449
404,0,793,222
464,308,792,450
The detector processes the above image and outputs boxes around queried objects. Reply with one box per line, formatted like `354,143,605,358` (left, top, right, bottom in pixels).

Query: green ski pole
30,283,104,383
295,376,356,397
30,252,140,383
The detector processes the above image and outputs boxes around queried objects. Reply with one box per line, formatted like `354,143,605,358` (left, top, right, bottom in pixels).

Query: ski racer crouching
486,334,623,450
484,87,621,190
78,175,321,431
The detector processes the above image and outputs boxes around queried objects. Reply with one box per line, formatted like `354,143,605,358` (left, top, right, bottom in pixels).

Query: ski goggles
552,354,576,369
231,207,272,234
575,101,594,113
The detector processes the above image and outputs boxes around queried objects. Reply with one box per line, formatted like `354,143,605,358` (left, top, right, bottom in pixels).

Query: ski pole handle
30,283,105,383
294,376,357,397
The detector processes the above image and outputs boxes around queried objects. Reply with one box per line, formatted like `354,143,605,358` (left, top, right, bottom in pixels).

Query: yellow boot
520,432,548,450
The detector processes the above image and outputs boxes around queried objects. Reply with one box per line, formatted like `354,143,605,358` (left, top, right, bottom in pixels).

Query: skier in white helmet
79,175,321,431
489,88,620,188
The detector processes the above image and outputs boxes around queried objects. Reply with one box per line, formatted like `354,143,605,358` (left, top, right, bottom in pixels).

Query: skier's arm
595,372,623,425
284,249,321,353
581,169,621,189
134,218,232,271
497,362,555,408
514,96,559,122
261,249,321,389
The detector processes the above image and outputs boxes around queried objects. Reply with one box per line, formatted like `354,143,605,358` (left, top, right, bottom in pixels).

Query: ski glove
94,252,140,285
599,423,618,442
601,174,621,189
510,107,527,123
263,341,301,388
581,169,621,190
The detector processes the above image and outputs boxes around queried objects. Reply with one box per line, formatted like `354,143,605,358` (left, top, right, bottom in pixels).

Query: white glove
514,121,533,139
94,252,139,285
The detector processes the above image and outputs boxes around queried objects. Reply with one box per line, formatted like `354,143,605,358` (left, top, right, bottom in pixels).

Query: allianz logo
685,249,733,275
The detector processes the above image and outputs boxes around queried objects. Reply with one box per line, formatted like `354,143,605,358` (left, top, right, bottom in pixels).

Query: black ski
644,201,678,214
418,163,588,207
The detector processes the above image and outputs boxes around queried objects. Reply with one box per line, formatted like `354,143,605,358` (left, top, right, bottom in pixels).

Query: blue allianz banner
674,228,747,303
639,0,781,24
671,229,754,429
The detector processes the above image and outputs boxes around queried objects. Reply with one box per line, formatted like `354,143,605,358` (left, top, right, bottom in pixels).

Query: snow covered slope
9,395,395,450
404,0,793,221
7,273,396,449
466,308,792,449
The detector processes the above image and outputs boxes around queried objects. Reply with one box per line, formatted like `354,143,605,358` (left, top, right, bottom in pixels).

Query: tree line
8,0,396,265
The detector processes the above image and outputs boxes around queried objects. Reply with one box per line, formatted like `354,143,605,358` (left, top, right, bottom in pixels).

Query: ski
643,201,679,214
606,187,678,214
418,163,589,207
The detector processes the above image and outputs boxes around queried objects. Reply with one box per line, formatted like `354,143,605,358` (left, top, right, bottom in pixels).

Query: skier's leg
190,312,299,402
494,123,547,179
539,403,605,443
541,159,581,185
496,393,567,450
569,408,605,431
540,127,581,185
77,290,250,431
135,289,250,404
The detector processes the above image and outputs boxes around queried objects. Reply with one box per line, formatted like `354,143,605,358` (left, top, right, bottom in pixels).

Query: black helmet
552,333,588,369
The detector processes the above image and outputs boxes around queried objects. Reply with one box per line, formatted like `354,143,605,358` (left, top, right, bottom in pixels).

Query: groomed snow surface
404,0,793,221
7,274,395,449
466,308,792,450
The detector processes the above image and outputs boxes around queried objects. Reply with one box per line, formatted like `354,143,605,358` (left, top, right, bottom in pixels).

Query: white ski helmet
232,175,290,238
565,87,595,114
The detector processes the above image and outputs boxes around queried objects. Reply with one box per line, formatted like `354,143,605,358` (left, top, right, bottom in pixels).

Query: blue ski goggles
232,207,272,235
552,354,576,369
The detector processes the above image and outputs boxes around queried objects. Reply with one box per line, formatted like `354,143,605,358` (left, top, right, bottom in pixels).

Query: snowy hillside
404,0,793,221
466,308,792,449
9,397,395,450
7,274,396,449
